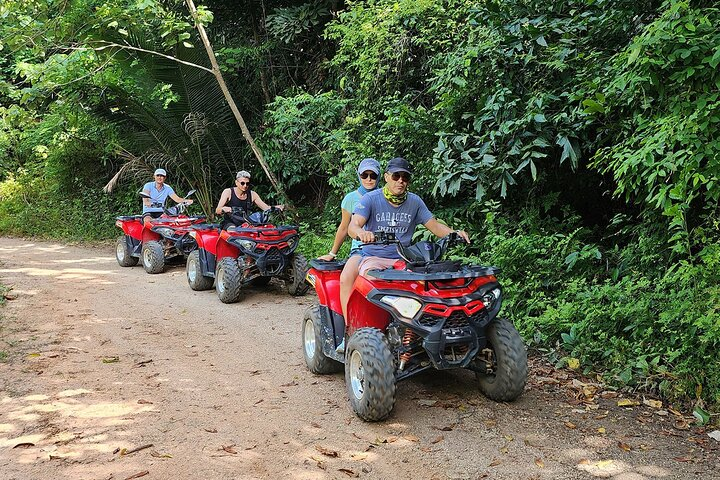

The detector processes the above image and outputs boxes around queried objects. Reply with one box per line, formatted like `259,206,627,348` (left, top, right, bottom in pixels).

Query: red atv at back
115,190,204,274
302,232,527,421
186,207,309,303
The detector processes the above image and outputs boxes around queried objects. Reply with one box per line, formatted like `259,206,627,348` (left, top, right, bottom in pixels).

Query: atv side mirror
138,191,151,199
185,190,195,198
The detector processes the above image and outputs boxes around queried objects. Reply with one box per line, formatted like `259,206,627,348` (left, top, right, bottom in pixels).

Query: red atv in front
186,207,309,303
302,232,527,421
115,190,204,273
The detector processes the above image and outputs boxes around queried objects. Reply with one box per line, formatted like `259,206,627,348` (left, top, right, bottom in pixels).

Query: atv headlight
380,295,422,320
238,239,256,251
482,287,501,309
152,227,176,237
287,236,297,249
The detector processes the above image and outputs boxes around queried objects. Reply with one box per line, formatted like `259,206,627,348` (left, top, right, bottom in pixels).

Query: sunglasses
238,181,250,186
155,174,166,178
360,172,378,180
390,172,411,182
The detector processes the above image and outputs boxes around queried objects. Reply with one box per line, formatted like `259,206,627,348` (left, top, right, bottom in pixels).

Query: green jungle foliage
1,0,718,412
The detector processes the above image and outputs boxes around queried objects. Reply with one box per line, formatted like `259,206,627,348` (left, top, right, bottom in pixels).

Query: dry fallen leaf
338,468,359,477
597,427,606,434
124,472,149,480
310,455,326,470
431,435,444,444
564,421,577,429
618,441,631,452
643,398,663,409
433,425,454,432
673,456,693,462
403,435,419,442
534,457,545,468
221,445,237,454
488,458,502,467
204,428,218,433
137,399,153,404
315,445,339,457
150,450,173,458
310,422,322,429
350,452,369,460
13,442,35,449
617,399,640,407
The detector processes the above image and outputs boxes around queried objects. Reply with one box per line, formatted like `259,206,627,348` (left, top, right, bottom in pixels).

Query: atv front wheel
216,257,242,303
345,328,396,421
116,235,138,267
476,318,527,402
186,250,214,291
142,240,164,274
287,253,309,296
303,305,343,374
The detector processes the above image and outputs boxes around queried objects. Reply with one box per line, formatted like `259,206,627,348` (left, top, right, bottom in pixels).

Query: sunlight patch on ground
50,257,114,265
0,388,157,466
0,267,117,285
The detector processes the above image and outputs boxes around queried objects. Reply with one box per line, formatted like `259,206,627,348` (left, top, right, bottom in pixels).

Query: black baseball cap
386,157,412,174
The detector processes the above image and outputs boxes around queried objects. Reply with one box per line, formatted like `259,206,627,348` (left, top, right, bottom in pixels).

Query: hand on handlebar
356,230,375,243
455,230,470,244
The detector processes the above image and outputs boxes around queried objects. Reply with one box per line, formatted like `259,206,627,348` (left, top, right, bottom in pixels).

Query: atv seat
310,259,347,271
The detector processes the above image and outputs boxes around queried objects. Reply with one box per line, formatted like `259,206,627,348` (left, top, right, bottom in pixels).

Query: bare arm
142,187,151,207
424,218,470,243
215,188,231,215
319,208,352,260
348,213,373,243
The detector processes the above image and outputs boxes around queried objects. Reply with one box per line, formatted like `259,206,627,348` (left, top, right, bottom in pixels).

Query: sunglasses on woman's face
360,172,378,180
390,172,411,182
238,181,250,186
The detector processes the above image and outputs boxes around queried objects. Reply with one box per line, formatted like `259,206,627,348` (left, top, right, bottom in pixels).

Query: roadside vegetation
0,0,718,416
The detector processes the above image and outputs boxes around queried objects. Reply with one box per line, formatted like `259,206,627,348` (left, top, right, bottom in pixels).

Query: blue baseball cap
357,158,380,176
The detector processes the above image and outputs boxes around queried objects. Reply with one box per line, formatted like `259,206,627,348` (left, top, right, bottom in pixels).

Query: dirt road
0,238,717,480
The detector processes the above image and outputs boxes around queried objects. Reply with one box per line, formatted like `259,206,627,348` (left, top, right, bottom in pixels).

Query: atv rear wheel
186,250,214,291
476,318,527,402
251,276,272,287
345,328,396,421
116,235,138,267
287,253,309,296
302,305,343,374
142,240,164,274
216,257,242,303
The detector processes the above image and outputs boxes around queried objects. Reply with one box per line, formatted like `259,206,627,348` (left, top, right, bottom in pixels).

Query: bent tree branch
184,0,288,205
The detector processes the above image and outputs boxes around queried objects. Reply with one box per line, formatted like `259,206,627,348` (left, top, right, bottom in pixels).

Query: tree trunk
184,0,288,204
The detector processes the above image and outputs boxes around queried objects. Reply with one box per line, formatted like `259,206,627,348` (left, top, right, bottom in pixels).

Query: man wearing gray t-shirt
346,157,470,298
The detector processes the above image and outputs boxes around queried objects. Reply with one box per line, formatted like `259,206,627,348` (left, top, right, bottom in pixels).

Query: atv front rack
367,265,500,281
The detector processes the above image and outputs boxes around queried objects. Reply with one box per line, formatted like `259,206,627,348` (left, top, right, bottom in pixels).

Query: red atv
115,190,204,274
186,207,309,303
302,232,527,421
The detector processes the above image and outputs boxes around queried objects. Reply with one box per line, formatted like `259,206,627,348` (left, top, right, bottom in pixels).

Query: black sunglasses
390,172,411,182
360,172,378,180
238,181,250,186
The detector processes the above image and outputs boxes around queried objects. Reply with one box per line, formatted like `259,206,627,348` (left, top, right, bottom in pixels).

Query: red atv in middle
186,207,309,303
302,231,527,421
